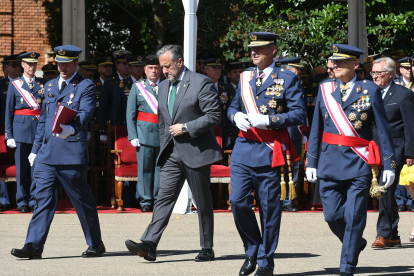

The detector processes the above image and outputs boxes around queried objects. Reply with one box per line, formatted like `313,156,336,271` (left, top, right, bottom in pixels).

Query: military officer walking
5,52,45,213
228,32,306,276
306,44,396,276
126,53,162,212
11,45,105,259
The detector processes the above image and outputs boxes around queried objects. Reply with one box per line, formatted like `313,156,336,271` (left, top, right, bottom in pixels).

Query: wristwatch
182,123,188,133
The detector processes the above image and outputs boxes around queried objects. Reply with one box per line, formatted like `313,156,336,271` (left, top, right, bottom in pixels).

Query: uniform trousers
0,181,11,205
230,161,283,270
376,166,401,240
15,142,36,207
136,144,160,207
25,162,102,253
141,143,214,248
319,175,370,275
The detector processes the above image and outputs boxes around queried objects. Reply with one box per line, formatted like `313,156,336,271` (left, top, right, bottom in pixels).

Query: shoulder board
360,79,377,87
321,78,335,84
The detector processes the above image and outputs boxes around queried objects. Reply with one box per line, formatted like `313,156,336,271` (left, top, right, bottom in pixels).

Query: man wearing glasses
326,54,335,79
370,57,414,248
306,44,395,276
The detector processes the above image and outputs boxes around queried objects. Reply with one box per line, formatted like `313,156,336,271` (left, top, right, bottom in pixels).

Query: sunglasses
8,63,22,68
327,67,334,71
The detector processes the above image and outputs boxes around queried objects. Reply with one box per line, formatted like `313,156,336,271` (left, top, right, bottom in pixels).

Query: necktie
341,84,348,102
28,80,34,91
59,81,67,94
168,81,179,118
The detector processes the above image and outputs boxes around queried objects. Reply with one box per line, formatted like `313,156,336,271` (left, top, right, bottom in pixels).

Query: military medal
220,92,228,105
277,105,283,114
357,86,361,93
266,87,271,96
67,93,74,105
360,112,368,121
49,83,53,87
260,105,268,114
363,89,368,95
256,78,262,87
360,96,366,108
325,112,329,120
29,82,34,90
48,92,53,97
365,95,371,107
348,112,357,121
20,97,24,104
268,97,277,109
354,120,362,130
37,98,42,104
334,83,338,90
119,80,124,88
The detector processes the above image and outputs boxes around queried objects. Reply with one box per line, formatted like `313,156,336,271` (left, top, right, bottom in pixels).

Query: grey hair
372,57,396,80
156,45,184,65
281,64,294,71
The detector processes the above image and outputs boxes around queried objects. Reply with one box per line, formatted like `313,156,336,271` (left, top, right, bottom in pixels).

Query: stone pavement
0,212,413,275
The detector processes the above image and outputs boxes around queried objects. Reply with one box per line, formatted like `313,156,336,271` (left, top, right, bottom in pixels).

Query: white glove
56,124,74,139
234,112,251,132
382,170,396,189
130,139,140,147
100,135,107,143
226,137,231,147
248,113,269,129
28,153,37,167
306,168,317,183
87,131,91,142
6,139,16,148
303,136,308,144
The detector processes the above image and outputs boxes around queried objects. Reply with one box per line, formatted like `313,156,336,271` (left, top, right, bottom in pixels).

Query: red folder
52,106,78,134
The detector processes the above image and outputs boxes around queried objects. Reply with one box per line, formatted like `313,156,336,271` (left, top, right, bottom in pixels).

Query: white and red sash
320,81,369,163
136,81,158,115
240,70,274,150
12,80,40,119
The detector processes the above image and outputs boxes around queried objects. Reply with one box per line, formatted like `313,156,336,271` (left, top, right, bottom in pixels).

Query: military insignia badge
332,45,339,53
119,51,124,55
325,112,329,120
119,80,124,88
48,92,53,97
391,160,396,169
30,52,36,58
106,57,111,62
334,83,338,90
354,120,362,130
20,97,24,104
49,83,53,87
271,73,277,79
348,112,357,121
220,92,228,105
58,49,65,55
363,89,368,95
360,112,368,121
268,98,277,109
37,98,42,104
73,81,78,87
67,93,75,105
256,96,259,100
250,34,257,41
357,86,362,93
6,81,9,85
276,105,283,114
260,105,268,114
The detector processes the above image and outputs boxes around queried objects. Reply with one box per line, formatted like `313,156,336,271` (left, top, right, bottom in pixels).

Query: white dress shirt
22,74,36,88
339,74,357,99
58,72,77,90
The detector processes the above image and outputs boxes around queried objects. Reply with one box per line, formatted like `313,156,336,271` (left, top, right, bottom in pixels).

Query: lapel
160,80,172,125
172,69,191,121
48,79,59,100
32,79,41,96
342,79,362,108
248,68,257,96
257,67,277,96
383,82,396,105
58,73,82,101
330,79,342,105
19,76,31,93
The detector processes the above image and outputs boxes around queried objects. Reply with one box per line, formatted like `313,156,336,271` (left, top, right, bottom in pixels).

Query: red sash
137,112,158,124
239,127,299,167
322,132,382,168
15,109,41,116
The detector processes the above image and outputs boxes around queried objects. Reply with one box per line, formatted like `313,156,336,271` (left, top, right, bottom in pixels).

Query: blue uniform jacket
306,77,395,180
126,79,160,147
227,66,306,167
31,73,95,165
0,78,10,126
5,76,46,143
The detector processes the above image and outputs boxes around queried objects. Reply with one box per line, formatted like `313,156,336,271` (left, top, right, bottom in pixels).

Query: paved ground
0,212,413,275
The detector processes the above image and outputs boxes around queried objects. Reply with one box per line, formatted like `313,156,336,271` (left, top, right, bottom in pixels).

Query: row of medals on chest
260,78,285,114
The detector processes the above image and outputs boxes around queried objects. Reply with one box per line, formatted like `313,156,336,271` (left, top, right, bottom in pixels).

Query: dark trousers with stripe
15,142,36,207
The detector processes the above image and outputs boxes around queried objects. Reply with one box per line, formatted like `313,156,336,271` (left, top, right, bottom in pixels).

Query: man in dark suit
10,45,105,259
371,57,414,248
125,44,222,262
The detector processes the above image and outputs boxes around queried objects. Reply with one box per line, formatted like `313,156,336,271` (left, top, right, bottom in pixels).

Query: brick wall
0,0,53,77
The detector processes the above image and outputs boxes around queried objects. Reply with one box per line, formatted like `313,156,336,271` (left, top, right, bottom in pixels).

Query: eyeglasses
370,71,389,76
327,67,334,71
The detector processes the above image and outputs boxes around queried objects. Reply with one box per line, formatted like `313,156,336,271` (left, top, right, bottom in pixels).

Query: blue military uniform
93,56,114,125
23,46,102,254
126,54,160,208
227,32,306,272
306,44,395,275
5,52,46,210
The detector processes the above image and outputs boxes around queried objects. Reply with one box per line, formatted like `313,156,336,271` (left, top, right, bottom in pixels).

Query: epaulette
360,79,377,88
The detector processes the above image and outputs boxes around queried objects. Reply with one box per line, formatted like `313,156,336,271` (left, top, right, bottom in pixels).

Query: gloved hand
303,136,308,144
234,112,251,132
6,139,16,148
130,139,140,147
306,168,317,183
248,113,269,129
226,137,231,147
87,131,91,142
100,135,107,143
383,170,396,189
56,124,74,139
28,153,37,167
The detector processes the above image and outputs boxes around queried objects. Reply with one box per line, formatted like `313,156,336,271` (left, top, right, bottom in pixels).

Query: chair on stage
0,126,16,209
111,125,137,211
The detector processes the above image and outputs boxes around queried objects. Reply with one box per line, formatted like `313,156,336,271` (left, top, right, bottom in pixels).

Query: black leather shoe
254,267,273,276
125,240,156,261
18,205,29,213
355,238,367,266
82,242,106,257
397,204,406,212
30,205,35,212
406,205,414,211
339,273,351,276
283,205,298,212
195,248,215,262
240,256,257,275
11,244,42,259
141,205,152,212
